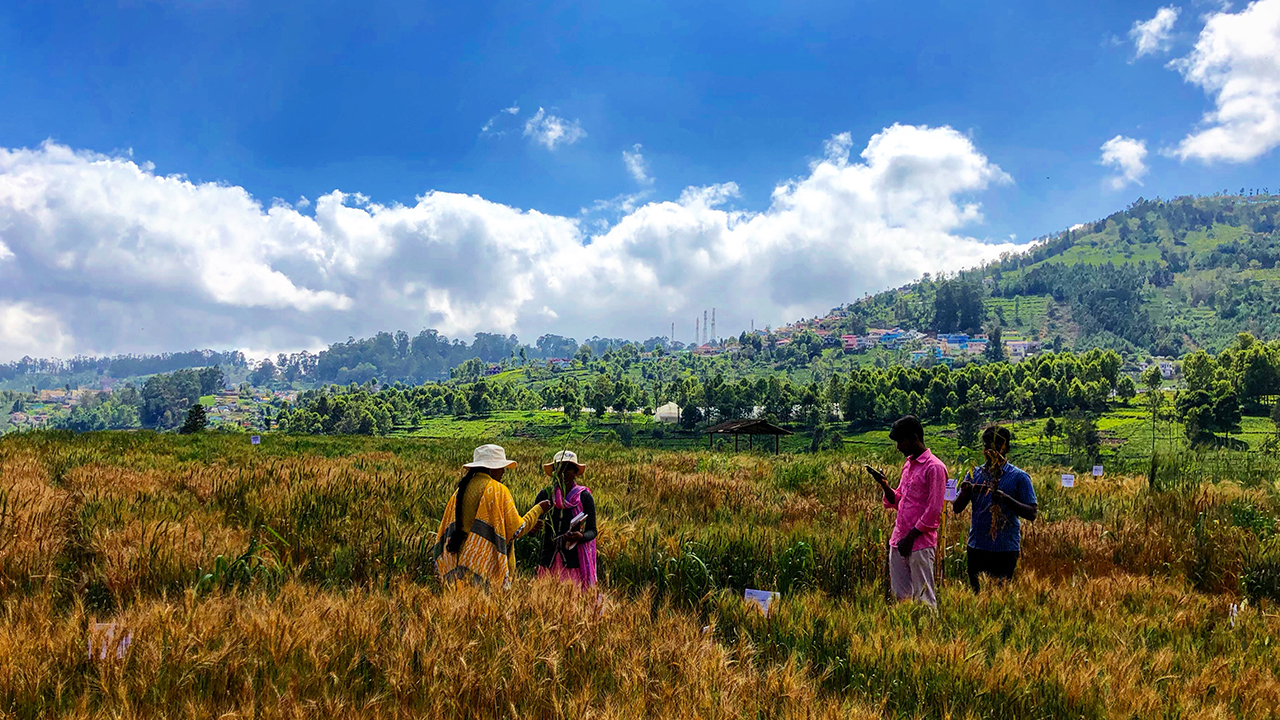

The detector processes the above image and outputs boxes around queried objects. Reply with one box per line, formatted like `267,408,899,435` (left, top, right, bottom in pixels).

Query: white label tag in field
1061,473,1074,487
1092,465,1103,477
944,478,958,502
88,622,134,661
744,588,780,617
251,435,261,445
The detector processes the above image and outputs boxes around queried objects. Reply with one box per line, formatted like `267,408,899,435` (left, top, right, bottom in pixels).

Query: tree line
48,367,226,432
276,348,1141,436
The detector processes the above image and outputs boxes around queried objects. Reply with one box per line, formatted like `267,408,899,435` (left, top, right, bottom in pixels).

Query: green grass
985,294,1051,331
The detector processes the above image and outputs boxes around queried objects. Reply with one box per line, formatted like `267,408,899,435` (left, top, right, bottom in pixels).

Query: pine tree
179,404,207,434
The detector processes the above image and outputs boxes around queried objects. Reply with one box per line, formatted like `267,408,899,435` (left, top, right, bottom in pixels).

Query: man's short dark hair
889,415,924,443
982,424,1013,448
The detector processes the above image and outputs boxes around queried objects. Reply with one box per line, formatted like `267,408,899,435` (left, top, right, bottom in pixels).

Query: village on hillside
2,385,296,433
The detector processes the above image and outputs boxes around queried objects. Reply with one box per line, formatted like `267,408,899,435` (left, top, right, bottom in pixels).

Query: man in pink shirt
866,415,947,607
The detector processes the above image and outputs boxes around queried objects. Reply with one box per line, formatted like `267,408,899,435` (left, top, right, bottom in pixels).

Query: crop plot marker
251,435,261,445
88,622,133,661
1092,465,1103,477
1061,473,1074,488
744,588,780,617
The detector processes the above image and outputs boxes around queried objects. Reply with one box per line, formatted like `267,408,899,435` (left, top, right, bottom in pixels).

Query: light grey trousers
888,545,936,608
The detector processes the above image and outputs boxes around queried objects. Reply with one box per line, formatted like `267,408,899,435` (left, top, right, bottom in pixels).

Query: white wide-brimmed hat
542,449,586,475
464,444,517,470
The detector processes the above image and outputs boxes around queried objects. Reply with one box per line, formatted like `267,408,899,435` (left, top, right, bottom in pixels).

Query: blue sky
0,0,1278,359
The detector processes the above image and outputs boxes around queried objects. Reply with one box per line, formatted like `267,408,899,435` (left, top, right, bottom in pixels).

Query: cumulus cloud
1168,0,1280,162
1100,135,1150,188
0,302,72,360
523,108,586,150
622,144,653,185
0,126,1016,361
1131,6,1181,57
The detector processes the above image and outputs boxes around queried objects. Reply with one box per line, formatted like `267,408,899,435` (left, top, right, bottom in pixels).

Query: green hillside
839,193,1280,356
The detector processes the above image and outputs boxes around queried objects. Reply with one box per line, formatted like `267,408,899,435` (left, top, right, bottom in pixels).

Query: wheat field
0,430,1276,718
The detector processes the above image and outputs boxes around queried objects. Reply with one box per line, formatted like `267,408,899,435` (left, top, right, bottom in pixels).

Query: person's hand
865,466,887,484
896,535,914,558
958,480,974,497
561,531,584,543
537,499,552,512
991,488,1011,505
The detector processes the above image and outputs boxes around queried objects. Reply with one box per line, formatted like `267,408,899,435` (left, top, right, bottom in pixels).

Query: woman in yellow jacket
433,444,549,590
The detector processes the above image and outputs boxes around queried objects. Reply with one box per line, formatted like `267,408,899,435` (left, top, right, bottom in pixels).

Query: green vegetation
841,194,1280,355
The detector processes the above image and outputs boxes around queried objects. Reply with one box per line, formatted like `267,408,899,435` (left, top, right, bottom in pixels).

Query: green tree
1181,351,1219,394
468,380,493,416
1176,384,1241,443
1063,410,1100,472
955,403,982,449
249,359,277,386
1238,342,1280,410
1116,374,1136,403
179,404,207,434
560,380,583,421
198,366,226,394
588,374,615,419
984,325,1006,363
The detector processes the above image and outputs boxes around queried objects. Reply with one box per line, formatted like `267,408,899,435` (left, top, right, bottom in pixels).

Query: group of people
869,415,1038,607
431,444,599,591
432,416,1037,607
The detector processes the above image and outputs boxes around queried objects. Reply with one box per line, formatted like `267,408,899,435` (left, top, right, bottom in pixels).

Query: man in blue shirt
952,425,1038,591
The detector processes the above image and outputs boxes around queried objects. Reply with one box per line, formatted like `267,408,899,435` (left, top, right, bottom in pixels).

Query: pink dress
536,484,598,588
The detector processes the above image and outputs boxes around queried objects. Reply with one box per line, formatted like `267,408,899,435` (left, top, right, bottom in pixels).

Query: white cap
543,449,586,474
463,444,517,470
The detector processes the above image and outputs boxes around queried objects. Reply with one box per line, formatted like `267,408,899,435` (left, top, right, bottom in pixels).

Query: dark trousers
966,547,1019,592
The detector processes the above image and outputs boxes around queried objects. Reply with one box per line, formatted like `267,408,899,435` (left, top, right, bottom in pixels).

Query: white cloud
622,144,653,185
480,105,520,134
523,108,586,150
1099,135,1150,188
0,302,72,359
0,126,1016,361
1131,6,1181,57
1168,0,1280,162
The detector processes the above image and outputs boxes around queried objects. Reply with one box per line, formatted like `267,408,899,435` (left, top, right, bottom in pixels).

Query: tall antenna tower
671,322,675,345
695,317,700,347
703,310,708,345
711,308,716,343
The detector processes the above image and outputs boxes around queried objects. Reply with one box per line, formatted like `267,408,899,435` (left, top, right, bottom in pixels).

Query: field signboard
251,435,261,445
1061,473,1075,488
944,478,958,502
1092,465,1104,477
88,622,133,661
744,588,780,617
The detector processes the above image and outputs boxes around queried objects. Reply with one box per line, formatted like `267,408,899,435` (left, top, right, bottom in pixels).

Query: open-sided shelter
704,418,793,454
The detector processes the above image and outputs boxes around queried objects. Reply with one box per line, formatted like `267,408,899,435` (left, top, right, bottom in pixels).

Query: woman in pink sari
532,450,597,589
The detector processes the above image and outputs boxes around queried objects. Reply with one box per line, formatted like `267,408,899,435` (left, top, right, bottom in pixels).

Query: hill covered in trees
836,192,1280,356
